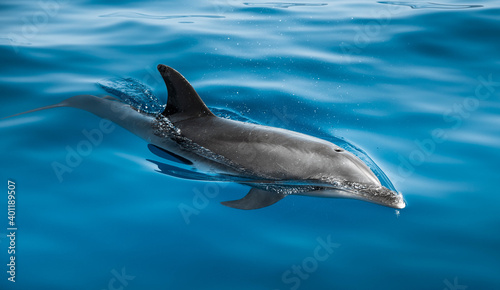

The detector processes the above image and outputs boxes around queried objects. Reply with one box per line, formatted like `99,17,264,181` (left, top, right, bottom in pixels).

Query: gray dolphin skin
4,64,406,210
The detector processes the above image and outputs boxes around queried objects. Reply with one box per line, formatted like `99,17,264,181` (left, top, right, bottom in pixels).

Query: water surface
1,0,499,289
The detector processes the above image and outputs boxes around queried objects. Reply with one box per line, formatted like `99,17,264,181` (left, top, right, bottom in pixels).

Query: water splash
378,1,482,9
97,77,165,115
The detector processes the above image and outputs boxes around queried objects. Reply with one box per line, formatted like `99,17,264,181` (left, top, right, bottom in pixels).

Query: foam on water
97,77,165,114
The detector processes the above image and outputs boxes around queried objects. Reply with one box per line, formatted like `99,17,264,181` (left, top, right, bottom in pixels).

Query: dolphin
3,64,406,210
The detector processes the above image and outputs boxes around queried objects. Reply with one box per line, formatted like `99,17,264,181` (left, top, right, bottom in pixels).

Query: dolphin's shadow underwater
5,65,406,210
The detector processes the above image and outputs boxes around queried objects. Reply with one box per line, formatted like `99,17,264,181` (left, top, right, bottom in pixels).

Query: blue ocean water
1,0,500,289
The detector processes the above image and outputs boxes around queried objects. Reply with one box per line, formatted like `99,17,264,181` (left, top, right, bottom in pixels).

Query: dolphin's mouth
304,176,404,209
343,182,406,209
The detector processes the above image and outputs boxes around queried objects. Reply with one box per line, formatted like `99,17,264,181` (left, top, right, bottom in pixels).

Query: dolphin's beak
389,192,406,209
328,182,406,209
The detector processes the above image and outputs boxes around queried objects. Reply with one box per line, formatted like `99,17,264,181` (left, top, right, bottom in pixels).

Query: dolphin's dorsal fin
221,188,286,210
157,64,214,119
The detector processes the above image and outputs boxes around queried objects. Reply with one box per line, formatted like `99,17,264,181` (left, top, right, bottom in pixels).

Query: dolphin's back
174,116,345,180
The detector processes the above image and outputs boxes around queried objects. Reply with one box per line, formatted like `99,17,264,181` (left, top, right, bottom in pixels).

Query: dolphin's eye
334,148,344,152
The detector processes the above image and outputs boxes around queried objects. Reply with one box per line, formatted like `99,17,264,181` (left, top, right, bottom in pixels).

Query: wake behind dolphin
4,65,406,210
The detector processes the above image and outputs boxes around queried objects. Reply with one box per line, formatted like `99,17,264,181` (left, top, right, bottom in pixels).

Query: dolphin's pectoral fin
221,188,286,210
147,144,193,165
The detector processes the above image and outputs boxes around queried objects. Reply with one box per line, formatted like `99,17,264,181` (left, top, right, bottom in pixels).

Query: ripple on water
242,2,328,9
99,12,225,20
377,1,483,9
